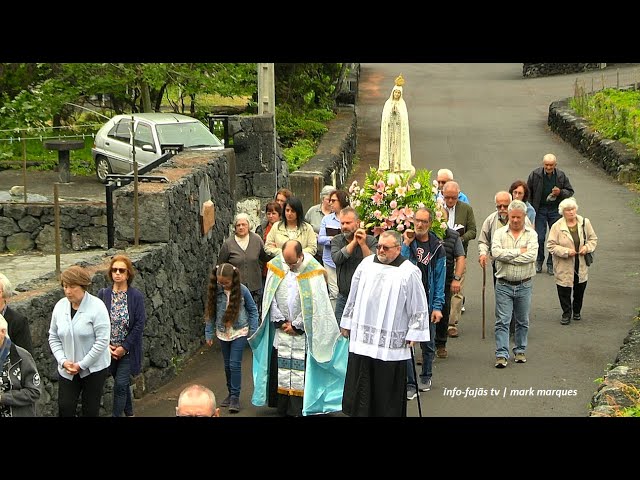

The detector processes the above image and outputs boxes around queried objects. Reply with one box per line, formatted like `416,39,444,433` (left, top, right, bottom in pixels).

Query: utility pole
257,63,279,191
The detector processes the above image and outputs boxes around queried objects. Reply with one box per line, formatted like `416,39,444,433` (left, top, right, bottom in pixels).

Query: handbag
583,218,594,266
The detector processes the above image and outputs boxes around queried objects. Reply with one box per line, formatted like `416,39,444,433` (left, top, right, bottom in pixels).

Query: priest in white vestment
340,230,429,416
250,240,348,416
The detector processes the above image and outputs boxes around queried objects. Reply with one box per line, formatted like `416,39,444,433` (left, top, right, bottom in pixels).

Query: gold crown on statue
395,74,405,87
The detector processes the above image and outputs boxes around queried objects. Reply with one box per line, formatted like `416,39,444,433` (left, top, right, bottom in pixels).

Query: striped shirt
491,225,538,281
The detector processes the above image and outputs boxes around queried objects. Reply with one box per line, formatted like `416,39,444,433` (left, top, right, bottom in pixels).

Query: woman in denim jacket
205,263,258,413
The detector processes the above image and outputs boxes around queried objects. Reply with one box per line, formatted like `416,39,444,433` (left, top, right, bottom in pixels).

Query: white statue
378,74,415,177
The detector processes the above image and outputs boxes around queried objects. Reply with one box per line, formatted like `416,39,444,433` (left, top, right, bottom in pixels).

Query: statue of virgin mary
378,74,415,178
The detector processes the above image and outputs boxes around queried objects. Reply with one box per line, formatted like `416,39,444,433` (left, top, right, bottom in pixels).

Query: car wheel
95,156,112,183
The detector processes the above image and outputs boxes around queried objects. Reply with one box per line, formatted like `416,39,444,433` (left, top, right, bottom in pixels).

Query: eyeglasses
495,204,509,210
376,244,399,252
111,268,128,274
414,219,431,224
443,195,458,200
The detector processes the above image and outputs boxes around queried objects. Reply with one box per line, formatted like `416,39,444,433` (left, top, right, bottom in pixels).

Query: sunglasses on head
111,268,128,274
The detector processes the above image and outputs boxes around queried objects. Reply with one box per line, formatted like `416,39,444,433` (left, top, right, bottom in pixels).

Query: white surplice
340,255,429,362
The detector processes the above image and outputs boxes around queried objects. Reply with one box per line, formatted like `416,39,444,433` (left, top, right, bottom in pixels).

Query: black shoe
572,313,581,321
536,262,542,273
561,315,571,325
228,396,240,413
220,395,231,408
547,264,554,275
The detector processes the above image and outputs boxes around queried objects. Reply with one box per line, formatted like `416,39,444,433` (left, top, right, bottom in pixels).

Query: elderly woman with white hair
547,197,598,325
218,213,271,313
0,313,41,416
0,273,33,355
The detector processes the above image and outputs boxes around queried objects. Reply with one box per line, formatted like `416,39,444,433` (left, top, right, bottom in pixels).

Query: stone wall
523,63,605,78
8,149,236,416
0,202,107,253
547,90,640,416
548,93,640,180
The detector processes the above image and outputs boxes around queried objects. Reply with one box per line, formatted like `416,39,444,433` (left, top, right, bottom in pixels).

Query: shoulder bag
583,218,594,266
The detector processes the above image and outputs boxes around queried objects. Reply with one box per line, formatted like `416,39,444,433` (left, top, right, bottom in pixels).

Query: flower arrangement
348,167,448,238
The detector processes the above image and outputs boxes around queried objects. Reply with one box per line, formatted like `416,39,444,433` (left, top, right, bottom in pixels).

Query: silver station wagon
91,113,224,183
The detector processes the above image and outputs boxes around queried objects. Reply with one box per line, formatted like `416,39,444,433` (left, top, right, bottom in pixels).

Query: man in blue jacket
401,207,446,398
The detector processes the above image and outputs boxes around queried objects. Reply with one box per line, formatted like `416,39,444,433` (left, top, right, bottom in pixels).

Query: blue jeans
219,335,248,398
495,279,532,359
335,293,348,325
535,205,561,266
111,354,133,417
407,319,436,385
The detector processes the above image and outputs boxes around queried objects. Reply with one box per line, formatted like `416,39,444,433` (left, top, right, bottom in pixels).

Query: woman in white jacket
48,265,111,416
547,197,598,325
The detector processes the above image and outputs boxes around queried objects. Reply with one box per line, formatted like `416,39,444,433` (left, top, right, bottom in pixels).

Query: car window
108,119,133,143
156,121,223,148
134,122,155,151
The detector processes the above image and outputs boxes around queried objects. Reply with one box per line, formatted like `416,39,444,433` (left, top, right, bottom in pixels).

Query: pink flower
371,192,383,205
376,180,386,191
373,210,382,219
389,200,398,209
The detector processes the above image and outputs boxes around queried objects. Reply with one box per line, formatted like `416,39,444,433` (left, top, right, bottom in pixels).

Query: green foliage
0,63,345,177
570,87,640,157
276,106,332,147
283,139,316,173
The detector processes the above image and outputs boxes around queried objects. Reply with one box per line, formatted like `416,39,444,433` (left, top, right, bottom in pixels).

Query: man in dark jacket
0,273,33,355
401,207,445,397
527,153,574,275
0,313,41,417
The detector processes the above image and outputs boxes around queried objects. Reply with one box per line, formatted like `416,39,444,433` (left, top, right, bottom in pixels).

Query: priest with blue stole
249,239,348,416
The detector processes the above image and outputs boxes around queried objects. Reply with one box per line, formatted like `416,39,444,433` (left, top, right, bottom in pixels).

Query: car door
131,121,158,171
105,118,134,174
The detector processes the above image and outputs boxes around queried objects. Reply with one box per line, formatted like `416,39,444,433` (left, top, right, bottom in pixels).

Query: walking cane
482,264,486,339
410,345,423,417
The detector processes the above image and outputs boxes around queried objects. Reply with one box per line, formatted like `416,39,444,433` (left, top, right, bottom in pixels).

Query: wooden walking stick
482,264,486,339
410,345,422,417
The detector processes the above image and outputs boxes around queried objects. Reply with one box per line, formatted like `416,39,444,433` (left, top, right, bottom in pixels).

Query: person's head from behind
206,263,241,327
275,188,292,209
265,201,282,226
339,207,359,238
108,254,135,286
176,384,219,417
283,196,305,229
282,240,304,272
376,230,402,264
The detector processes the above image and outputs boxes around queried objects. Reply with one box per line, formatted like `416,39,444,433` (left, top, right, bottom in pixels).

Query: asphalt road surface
131,63,640,417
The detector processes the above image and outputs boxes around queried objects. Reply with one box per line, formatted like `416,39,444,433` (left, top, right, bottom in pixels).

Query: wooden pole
22,139,27,203
54,183,61,280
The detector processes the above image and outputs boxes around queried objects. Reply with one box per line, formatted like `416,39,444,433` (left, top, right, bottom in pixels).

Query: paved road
5,64,639,417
